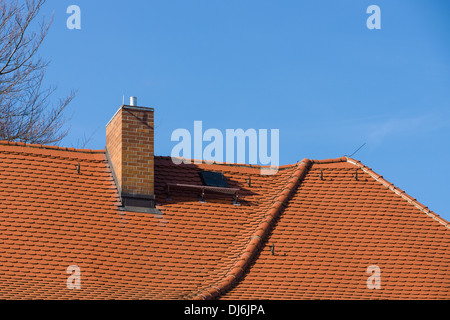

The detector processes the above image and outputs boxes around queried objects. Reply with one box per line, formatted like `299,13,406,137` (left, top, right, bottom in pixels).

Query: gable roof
0,140,448,299
221,158,449,299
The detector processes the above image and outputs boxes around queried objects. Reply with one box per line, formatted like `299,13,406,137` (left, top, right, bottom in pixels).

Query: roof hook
198,188,206,203
246,176,251,187
269,243,275,255
353,169,358,180
318,169,323,180
75,162,81,174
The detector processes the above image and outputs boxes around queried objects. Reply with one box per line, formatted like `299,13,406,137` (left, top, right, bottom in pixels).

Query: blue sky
36,0,450,221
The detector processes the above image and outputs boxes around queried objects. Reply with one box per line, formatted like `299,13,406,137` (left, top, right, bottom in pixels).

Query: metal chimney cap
130,96,137,106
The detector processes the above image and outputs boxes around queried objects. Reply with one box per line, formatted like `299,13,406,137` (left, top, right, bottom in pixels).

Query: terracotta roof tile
0,141,297,299
0,141,448,299
221,157,449,299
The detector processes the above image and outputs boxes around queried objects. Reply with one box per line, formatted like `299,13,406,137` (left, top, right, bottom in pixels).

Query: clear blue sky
37,0,450,221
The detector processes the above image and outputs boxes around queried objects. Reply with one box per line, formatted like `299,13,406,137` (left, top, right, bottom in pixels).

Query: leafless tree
0,0,75,145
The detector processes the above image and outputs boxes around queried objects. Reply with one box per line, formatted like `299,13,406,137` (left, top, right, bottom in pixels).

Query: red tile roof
221,159,450,300
0,141,448,299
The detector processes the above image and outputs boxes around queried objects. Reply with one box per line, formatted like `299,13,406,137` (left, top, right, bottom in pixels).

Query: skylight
199,171,229,188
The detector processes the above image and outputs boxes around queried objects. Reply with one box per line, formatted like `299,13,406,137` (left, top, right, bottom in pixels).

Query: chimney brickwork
106,103,157,213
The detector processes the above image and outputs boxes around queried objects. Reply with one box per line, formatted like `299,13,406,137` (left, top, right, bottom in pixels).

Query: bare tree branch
0,0,73,145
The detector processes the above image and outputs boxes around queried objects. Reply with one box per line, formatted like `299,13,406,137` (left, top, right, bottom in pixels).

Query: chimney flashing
119,193,162,214
119,206,162,214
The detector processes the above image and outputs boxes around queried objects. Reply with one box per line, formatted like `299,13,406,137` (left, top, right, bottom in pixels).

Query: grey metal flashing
119,205,162,214
105,147,121,196
105,147,161,214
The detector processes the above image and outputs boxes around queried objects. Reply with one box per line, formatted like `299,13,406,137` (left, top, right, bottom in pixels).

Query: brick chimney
106,97,159,213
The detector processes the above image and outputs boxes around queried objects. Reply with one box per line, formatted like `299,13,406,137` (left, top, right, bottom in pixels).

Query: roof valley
191,159,313,300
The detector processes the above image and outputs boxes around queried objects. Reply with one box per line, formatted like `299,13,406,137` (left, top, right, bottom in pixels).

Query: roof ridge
0,140,105,154
345,157,450,230
192,158,313,300
0,149,107,163
311,156,348,164
156,156,297,170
